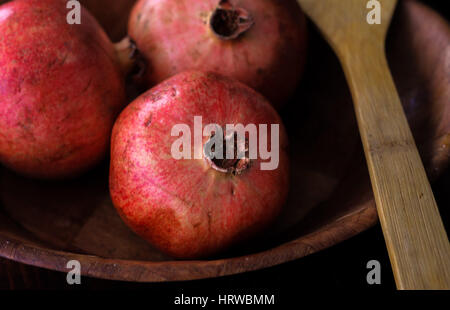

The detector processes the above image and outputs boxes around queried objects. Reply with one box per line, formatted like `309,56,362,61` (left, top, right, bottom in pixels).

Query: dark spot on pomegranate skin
48,144,83,163
206,212,212,232
143,91,163,102
170,87,178,97
81,78,93,94
144,114,153,127
46,57,58,69
189,48,201,62
242,50,251,66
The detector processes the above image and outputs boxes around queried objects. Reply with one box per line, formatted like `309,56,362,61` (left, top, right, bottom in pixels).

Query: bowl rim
0,203,377,282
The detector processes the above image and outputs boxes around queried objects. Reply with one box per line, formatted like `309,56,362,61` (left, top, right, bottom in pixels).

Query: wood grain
298,0,450,289
0,0,448,283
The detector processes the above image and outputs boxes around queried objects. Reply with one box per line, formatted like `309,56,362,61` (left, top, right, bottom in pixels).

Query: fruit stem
114,36,144,77
209,0,254,40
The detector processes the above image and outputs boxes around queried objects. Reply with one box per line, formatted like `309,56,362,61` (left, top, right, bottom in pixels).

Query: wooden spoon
297,0,450,289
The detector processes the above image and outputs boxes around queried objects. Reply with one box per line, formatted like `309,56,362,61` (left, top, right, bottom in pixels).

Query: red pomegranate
1,0,137,41
0,0,126,178
128,0,308,108
110,71,290,258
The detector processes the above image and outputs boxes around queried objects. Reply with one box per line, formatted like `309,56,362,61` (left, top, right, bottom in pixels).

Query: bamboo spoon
296,0,450,289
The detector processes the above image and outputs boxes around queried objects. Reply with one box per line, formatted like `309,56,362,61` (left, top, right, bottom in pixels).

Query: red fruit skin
110,71,290,259
0,0,126,178
128,0,307,108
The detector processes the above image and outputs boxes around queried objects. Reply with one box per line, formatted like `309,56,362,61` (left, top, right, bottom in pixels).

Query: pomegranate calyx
204,131,251,175
210,0,254,40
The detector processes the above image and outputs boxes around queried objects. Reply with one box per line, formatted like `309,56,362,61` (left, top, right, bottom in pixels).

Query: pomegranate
128,0,308,108
0,0,126,178
110,71,290,258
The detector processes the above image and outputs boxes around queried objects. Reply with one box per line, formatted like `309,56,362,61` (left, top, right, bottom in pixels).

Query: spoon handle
340,43,450,290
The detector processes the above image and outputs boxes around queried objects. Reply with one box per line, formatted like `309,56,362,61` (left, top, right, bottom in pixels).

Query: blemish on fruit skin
199,11,209,24
162,12,173,25
207,212,212,232
189,48,201,62
170,87,178,98
80,78,93,95
144,114,153,127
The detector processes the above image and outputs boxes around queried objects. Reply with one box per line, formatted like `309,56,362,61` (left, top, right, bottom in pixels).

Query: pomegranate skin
110,71,290,259
0,0,126,178
128,0,307,108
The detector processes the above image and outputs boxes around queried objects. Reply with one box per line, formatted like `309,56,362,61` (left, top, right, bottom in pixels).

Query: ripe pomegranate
128,0,308,108
0,0,126,178
80,0,137,41
110,71,290,258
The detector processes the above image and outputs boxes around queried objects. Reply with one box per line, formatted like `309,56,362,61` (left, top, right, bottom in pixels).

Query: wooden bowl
0,0,448,282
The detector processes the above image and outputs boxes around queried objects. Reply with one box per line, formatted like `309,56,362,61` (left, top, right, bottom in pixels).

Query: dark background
0,0,448,301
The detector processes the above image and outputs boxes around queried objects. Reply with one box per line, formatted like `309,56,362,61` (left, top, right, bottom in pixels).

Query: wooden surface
0,0,449,283
298,0,450,289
